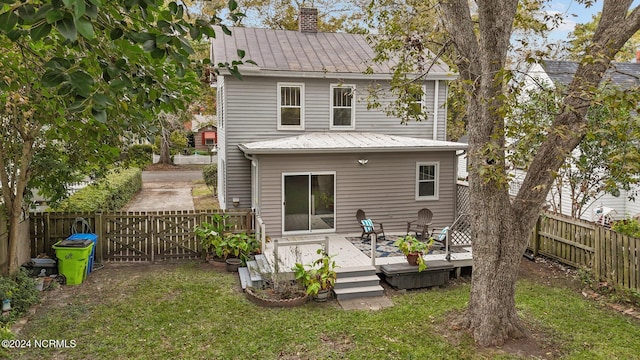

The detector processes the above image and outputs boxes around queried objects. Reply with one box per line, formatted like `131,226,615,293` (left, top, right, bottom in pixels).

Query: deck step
334,275,381,290
335,265,377,278
333,285,385,300
238,267,251,290
254,254,272,274
245,260,265,289
333,265,383,300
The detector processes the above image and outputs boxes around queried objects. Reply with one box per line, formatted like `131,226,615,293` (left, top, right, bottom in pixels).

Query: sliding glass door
283,173,335,233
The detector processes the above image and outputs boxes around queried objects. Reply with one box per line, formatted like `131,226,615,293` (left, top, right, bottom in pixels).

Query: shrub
52,167,142,212
123,144,153,168
0,268,41,325
612,218,640,238
203,163,217,194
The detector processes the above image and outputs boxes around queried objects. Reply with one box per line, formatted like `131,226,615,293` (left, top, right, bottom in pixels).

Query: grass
192,180,219,210
7,263,640,360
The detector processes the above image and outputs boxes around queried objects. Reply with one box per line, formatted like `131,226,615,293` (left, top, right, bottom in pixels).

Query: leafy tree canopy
568,12,640,62
0,0,252,274
239,0,367,33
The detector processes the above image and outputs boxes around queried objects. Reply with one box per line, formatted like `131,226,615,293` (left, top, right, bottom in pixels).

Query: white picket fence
152,154,216,165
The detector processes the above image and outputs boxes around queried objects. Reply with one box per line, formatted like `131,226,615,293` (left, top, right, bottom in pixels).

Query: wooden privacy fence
530,211,640,292
30,210,253,263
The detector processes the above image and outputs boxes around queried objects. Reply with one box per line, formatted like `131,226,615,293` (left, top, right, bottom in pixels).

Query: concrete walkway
123,170,202,211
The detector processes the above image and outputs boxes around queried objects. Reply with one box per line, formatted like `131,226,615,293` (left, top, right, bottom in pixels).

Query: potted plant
194,214,232,265
224,232,260,271
292,249,338,302
394,235,433,271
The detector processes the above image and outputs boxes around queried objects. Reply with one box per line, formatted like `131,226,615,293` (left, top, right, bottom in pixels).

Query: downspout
243,152,263,248
433,80,439,140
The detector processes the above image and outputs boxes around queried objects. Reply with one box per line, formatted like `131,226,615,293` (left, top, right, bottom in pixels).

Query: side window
278,83,304,130
416,162,439,200
330,84,355,129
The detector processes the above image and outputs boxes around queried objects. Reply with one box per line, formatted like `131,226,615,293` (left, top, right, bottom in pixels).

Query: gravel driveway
123,170,202,211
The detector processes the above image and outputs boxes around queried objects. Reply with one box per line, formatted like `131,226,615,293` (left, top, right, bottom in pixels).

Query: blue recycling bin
66,233,98,275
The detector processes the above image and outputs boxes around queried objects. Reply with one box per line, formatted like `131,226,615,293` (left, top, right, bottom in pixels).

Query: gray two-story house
211,9,467,239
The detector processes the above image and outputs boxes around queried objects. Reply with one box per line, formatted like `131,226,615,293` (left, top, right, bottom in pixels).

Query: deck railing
272,236,329,273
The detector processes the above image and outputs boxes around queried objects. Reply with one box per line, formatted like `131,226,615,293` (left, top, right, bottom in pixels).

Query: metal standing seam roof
238,132,468,154
542,60,640,88
211,27,453,78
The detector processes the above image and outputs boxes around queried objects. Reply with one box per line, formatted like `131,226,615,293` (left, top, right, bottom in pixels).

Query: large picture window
416,162,439,200
278,83,304,129
330,84,355,129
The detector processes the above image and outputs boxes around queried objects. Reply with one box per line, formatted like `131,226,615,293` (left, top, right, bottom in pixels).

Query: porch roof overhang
238,132,468,155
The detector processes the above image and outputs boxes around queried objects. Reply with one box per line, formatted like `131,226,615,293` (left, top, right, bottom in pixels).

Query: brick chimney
299,7,318,33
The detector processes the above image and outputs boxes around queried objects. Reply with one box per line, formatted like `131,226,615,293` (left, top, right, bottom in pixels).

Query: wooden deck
262,233,473,276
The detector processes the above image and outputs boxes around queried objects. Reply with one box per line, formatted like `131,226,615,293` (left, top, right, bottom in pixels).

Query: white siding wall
221,76,450,209
258,151,458,238
510,169,640,222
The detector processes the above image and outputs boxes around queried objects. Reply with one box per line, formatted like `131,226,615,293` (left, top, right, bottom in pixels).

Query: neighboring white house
513,60,640,222
210,8,466,238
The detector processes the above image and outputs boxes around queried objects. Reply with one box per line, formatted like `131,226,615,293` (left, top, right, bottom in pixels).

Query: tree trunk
159,127,172,165
438,0,640,347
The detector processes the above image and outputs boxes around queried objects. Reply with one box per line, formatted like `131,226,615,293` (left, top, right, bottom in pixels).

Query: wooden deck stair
239,254,272,290
333,266,384,300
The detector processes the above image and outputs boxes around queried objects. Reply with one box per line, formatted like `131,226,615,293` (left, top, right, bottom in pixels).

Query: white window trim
277,82,305,130
415,161,439,201
329,84,356,130
408,84,426,112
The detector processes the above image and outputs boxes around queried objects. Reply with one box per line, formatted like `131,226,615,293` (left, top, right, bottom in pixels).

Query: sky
546,0,640,41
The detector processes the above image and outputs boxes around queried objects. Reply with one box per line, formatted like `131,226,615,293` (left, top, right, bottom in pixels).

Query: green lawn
6,263,640,359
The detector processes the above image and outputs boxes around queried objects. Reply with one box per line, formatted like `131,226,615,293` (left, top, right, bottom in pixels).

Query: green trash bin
52,240,94,285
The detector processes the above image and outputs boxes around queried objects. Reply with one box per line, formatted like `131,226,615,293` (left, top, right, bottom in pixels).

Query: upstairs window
278,83,304,129
330,84,355,129
408,84,425,113
416,162,439,200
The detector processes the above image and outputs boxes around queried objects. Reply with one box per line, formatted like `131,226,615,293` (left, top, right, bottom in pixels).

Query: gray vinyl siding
221,75,450,209
257,151,457,238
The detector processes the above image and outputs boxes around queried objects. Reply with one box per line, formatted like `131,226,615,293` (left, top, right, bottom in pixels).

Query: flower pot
225,258,242,272
313,289,331,302
406,253,421,266
207,255,227,268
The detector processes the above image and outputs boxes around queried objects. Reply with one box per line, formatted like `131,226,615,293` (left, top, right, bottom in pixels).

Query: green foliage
227,233,260,265
292,249,338,296
202,163,217,193
0,0,254,272
240,0,367,33
154,129,189,156
568,12,640,62
0,268,41,325
194,216,259,265
505,82,640,217
612,218,640,238
52,168,142,212
393,235,433,271
123,144,154,168
194,214,233,257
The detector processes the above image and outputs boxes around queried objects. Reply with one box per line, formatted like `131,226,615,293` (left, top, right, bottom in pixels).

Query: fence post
532,215,540,257
95,212,104,263
594,226,601,281
44,212,51,253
